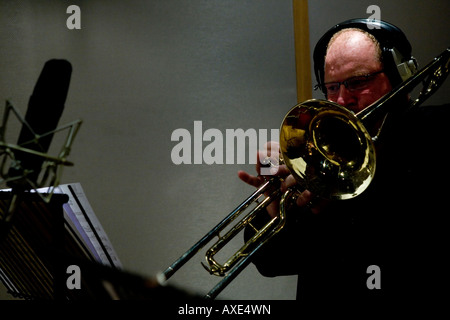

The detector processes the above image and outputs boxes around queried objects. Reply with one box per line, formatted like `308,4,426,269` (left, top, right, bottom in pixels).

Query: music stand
0,191,70,299
0,190,198,300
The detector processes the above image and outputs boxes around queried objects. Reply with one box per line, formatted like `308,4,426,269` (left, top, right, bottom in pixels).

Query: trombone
159,48,450,299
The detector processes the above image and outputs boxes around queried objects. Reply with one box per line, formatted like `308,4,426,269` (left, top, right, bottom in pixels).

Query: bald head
323,29,392,113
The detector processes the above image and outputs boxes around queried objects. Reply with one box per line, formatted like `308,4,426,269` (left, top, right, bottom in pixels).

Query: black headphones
313,18,418,95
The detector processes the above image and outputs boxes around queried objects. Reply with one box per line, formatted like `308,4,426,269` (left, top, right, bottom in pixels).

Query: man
239,19,449,307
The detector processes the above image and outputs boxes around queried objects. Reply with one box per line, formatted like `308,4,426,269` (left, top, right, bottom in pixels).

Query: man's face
324,30,392,114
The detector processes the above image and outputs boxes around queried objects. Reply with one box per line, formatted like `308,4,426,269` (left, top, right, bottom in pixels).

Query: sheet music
1,182,122,268
54,183,122,269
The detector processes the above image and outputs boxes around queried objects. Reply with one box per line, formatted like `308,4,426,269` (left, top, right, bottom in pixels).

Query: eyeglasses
315,70,385,96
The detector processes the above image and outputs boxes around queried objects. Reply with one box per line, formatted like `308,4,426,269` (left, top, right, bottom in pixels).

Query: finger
257,142,280,171
256,150,268,175
281,173,297,192
275,164,290,177
296,190,329,214
296,189,314,207
263,141,280,156
258,155,286,177
237,170,264,188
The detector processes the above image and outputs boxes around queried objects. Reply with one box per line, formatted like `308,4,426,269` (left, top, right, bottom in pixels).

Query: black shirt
244,104,450,308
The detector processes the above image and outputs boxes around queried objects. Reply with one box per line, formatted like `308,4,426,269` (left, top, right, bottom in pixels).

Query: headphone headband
313,18,416,94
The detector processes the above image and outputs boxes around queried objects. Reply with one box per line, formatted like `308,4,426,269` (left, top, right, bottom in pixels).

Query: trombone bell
280,100,376,200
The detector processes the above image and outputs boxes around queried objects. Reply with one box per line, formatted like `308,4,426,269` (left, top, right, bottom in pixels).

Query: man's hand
238,141,328,217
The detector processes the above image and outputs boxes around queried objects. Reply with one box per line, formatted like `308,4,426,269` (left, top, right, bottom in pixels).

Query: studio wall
0,0,448,300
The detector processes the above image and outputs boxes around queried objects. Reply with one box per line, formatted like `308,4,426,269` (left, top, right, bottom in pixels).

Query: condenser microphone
7,59,72,189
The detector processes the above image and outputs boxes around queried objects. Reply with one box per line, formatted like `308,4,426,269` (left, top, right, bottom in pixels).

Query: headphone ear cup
398,58,418,81
405,57,418,77
389,47,418,82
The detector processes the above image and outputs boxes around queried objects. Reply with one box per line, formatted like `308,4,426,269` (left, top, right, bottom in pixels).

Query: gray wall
0,0,449,300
